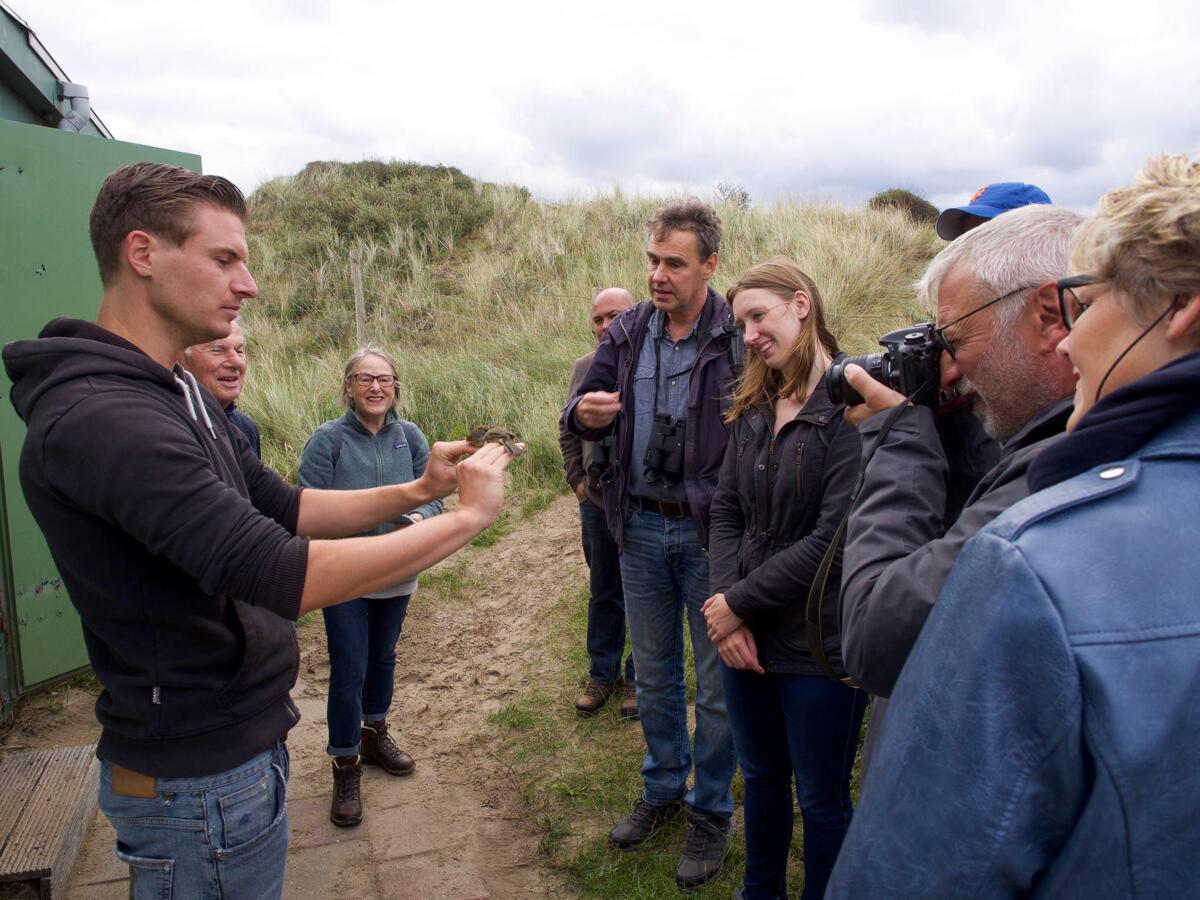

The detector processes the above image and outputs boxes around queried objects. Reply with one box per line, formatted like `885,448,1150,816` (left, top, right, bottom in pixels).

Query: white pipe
56,81,90,132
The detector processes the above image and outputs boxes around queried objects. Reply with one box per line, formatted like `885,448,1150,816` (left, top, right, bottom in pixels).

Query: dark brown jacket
708,376,861,674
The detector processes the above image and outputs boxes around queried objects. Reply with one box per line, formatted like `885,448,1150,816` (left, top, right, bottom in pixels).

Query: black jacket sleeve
45,390,308,621
724,417,862,620
707,428,745,596
839,404,1038,697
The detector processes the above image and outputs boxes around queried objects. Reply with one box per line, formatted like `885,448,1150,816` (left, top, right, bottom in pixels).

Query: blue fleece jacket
298,408,442,597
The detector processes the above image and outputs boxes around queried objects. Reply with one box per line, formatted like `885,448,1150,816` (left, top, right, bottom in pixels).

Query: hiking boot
330,755,363,827
608,797,683,849
574,680,618,717
619,681,639,720
361,720,415,776
675,808,732,888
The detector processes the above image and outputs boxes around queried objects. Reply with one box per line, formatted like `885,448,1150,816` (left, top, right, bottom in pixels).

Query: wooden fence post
350,247,366,345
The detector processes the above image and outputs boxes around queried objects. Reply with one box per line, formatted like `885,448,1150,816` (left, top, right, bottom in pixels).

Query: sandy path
3,494,587,899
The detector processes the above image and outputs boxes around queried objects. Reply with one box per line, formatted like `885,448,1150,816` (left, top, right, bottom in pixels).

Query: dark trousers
579,497,635,685
722,665,868,900
322,594,412,755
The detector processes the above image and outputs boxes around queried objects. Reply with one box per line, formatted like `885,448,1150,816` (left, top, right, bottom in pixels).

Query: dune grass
239,161,939,491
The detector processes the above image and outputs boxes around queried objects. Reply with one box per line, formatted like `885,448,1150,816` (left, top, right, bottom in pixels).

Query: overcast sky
19,0,1200,212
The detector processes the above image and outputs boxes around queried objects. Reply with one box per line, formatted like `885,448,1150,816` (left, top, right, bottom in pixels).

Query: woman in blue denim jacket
829,155,1200,896
298,347,442,828
705,258,867,900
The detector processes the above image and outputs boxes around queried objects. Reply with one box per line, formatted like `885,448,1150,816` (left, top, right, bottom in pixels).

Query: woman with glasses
298,347,443,828
703,258,868,900
828,154,1200,895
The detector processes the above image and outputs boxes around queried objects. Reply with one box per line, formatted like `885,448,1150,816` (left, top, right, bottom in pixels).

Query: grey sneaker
608,797,683,849
676,809,731,888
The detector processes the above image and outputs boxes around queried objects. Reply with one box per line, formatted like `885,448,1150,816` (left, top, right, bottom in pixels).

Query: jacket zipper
795,440,806,496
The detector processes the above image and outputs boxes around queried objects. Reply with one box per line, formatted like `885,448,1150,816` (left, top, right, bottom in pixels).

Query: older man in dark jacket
565,200,740,888
837,204,1082,767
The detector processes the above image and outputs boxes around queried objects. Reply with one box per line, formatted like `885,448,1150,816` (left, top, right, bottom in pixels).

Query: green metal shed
0,3,202,720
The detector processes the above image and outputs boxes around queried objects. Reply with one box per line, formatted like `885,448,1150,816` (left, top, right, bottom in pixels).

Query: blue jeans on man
322,594,412,754
98,742,290,900
722,667,868,900
580,497,635,685
620,507,735,817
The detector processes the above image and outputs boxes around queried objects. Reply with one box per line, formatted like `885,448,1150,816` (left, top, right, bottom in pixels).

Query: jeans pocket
114,844,174,900
216,763,285,854
211,764,289,900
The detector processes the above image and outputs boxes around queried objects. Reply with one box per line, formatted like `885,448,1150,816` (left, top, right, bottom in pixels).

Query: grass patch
470,511,513,548
483,584,809,898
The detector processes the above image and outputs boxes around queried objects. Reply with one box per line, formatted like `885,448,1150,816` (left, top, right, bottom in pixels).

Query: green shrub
868,187,939,225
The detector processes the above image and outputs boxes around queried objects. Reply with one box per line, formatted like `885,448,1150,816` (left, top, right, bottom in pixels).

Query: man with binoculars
836,205,1081,751
561,287,637,719
565,199,741,888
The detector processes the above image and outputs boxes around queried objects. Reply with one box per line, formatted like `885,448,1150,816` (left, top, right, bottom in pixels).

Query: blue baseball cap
936,182,1053,240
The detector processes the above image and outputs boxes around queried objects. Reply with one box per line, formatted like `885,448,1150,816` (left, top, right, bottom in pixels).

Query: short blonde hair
1073,153,1200,323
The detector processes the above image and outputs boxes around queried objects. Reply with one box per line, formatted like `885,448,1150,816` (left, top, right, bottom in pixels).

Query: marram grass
240,162,940,490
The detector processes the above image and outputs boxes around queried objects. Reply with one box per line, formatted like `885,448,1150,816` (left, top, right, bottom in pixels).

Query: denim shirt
629,307,701,501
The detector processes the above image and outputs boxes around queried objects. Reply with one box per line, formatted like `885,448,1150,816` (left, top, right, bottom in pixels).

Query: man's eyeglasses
1055,275,1103,330
933,283,1041,359
349,373,396,387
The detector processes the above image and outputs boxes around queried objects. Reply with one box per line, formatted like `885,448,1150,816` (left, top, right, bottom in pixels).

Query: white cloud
17,0,1200,211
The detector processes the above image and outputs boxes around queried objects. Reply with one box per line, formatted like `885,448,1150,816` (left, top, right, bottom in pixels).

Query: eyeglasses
1056,275,1103,330
934,283,1041,359
349,373,396,387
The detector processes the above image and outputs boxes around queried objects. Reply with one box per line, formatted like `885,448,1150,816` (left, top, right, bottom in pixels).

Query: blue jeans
580,498,635,684
323,594,411,755
98,742,290,900
722,666,868,900
619,507,735,817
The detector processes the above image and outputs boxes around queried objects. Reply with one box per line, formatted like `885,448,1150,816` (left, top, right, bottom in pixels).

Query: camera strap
804,374,937,688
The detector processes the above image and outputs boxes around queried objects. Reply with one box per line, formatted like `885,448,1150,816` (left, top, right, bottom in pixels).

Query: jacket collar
1004,396,1074,454
343,407,398,436
744,353,845,433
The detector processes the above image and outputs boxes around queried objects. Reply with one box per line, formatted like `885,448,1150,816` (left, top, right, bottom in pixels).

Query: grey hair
342,345,400,412
182,317,247,358
917,205,1083,331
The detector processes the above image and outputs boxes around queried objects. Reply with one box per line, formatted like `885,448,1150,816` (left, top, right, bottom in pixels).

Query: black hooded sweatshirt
3,319,309,777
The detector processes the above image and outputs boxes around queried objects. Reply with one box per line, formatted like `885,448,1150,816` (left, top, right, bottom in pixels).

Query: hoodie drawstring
174,369,217,439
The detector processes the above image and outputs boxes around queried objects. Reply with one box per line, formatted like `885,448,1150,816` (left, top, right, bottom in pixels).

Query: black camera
586,434,615,480
644,413,686,486
826,323,943,408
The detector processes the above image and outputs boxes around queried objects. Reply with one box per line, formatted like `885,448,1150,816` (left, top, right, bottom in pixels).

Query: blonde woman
704,258,867,899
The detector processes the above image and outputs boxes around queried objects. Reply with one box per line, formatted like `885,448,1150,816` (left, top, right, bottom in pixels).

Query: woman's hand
702,593,743,643
716,626,764,674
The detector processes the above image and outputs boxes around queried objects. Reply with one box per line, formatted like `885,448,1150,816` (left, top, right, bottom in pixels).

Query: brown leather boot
574,680,618,717
330,755,363,827
619,681,639,720
360,720,415,776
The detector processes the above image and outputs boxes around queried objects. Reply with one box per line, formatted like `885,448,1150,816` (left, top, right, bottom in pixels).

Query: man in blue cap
936,182,1052,240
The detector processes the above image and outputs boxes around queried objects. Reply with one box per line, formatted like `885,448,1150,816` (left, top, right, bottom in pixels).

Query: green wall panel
0,120,201,692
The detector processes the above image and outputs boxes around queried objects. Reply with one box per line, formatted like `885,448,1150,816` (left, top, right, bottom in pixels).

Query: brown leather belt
638,496,691,518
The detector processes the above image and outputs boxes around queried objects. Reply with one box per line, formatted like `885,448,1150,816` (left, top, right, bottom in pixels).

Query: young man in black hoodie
2,163,517,899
